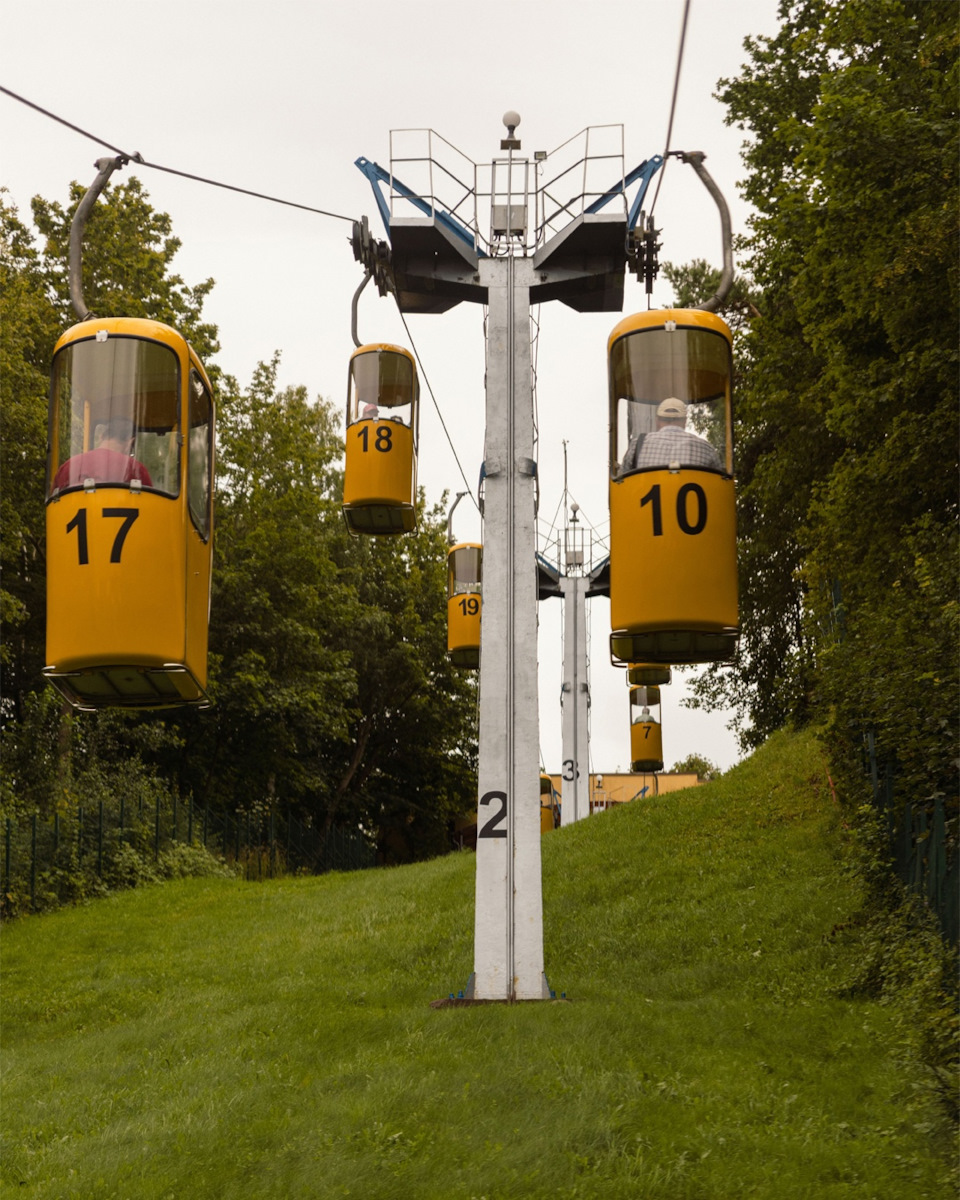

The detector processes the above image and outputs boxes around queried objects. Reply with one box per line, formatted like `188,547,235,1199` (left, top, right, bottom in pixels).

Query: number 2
478,790,507,839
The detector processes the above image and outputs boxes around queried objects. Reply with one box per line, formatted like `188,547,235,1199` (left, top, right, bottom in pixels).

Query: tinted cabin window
448,546,482,597
610,327,731,479
49,336,180,497
188,370,213,540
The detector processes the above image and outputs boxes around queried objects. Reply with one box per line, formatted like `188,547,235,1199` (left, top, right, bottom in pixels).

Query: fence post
30,813,38,911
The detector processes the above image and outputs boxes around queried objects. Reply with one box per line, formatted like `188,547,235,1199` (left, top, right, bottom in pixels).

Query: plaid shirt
628,426,722,472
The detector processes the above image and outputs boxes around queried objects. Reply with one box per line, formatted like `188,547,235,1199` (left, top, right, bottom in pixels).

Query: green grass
2,730,955,1199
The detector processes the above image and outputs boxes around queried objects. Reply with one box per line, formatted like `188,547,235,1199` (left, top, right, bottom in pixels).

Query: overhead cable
647,0,691,220
395,306,481,513
0,85,355,223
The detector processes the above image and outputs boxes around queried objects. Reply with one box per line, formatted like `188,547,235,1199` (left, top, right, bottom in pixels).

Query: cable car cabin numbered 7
630,685,663,773
343,344,419,535
608,309,738,665
447,543,482,669
44,319,215,710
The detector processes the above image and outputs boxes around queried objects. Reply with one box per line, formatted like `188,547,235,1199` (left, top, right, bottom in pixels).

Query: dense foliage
0,179,477,865
680,1,958,823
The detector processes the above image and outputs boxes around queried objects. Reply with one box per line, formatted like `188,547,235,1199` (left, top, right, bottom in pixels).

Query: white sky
1,0,781,774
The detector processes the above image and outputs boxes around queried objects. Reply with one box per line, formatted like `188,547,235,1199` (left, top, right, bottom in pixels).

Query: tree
670,754,722,782
2,175,478,866
1,178,223,819
0,195,60,720
708,0,958,804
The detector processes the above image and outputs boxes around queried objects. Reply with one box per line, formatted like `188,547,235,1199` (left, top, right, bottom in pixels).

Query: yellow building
543,771,701,818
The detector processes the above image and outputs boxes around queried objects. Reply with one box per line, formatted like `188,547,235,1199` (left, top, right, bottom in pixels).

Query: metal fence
1,796,377,919
864,729,959,945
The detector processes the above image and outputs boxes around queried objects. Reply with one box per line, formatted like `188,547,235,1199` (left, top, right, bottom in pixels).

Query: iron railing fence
1,797,377,919
862,729,958,945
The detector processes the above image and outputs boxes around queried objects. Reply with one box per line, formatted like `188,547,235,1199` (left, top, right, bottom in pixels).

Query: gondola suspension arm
69,154,139,321
674,150,734,312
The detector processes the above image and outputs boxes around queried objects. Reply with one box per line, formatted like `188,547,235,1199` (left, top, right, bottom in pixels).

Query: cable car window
187,370,212,540
349,349,415,427
611,326,731,479
49,336,180,498
448,545,482,596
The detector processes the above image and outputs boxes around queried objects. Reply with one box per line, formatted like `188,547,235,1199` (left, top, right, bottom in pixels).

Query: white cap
657,397,687,420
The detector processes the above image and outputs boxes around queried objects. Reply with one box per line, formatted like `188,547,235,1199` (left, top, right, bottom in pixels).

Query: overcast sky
2,0,782,774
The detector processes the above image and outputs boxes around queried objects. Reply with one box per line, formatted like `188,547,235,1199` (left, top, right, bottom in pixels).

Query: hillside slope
2,730,954,1199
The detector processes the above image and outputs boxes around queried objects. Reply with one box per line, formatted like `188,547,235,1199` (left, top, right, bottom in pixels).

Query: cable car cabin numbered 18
608,309,739,666
44,318,215,710
342,344,419,535
447,542,482,669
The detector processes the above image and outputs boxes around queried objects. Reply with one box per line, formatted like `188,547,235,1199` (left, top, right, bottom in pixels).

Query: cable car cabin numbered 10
447,543,482,669
44,318,215,710
608,309,739,666
342,344,419,535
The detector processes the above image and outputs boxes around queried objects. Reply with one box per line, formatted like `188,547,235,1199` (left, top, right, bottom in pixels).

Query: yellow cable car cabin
630,685,663,773
44,318,215,710
608,309,738,665
342,343,419,535
540,773,559,833
627,662,673,687
447,542,481,668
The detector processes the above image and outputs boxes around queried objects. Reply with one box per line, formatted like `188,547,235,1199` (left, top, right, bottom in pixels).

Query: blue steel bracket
355,157,486,258
585,156,663,231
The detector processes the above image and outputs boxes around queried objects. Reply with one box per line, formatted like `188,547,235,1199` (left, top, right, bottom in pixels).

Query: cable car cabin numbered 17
342,344,419,535
608,309,739,666
44,318,215,710
447,542,482,669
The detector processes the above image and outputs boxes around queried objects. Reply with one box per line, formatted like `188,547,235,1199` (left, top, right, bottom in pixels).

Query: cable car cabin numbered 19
447,542,482,669
44,318,215,710
342,344,419,535
608,309,739,666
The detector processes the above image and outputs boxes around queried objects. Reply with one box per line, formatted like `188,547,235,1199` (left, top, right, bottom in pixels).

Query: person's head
362,403,378,420
656,397,687,429
96,417,136,453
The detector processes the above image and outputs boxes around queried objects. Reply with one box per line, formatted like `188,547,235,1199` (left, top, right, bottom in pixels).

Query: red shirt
53,449,153,491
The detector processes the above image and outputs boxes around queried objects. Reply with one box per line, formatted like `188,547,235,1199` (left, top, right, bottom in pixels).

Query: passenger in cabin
361,403,379,420
622,398,722,473
635,706,658,724
53,416,152,491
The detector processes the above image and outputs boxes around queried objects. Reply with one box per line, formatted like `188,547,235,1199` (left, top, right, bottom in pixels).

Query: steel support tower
354,119,651,999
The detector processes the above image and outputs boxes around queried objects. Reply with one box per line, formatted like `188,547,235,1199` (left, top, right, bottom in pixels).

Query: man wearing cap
628,398,722,472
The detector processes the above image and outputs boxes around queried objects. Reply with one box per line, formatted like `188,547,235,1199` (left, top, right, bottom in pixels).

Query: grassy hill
2,730,955,1198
